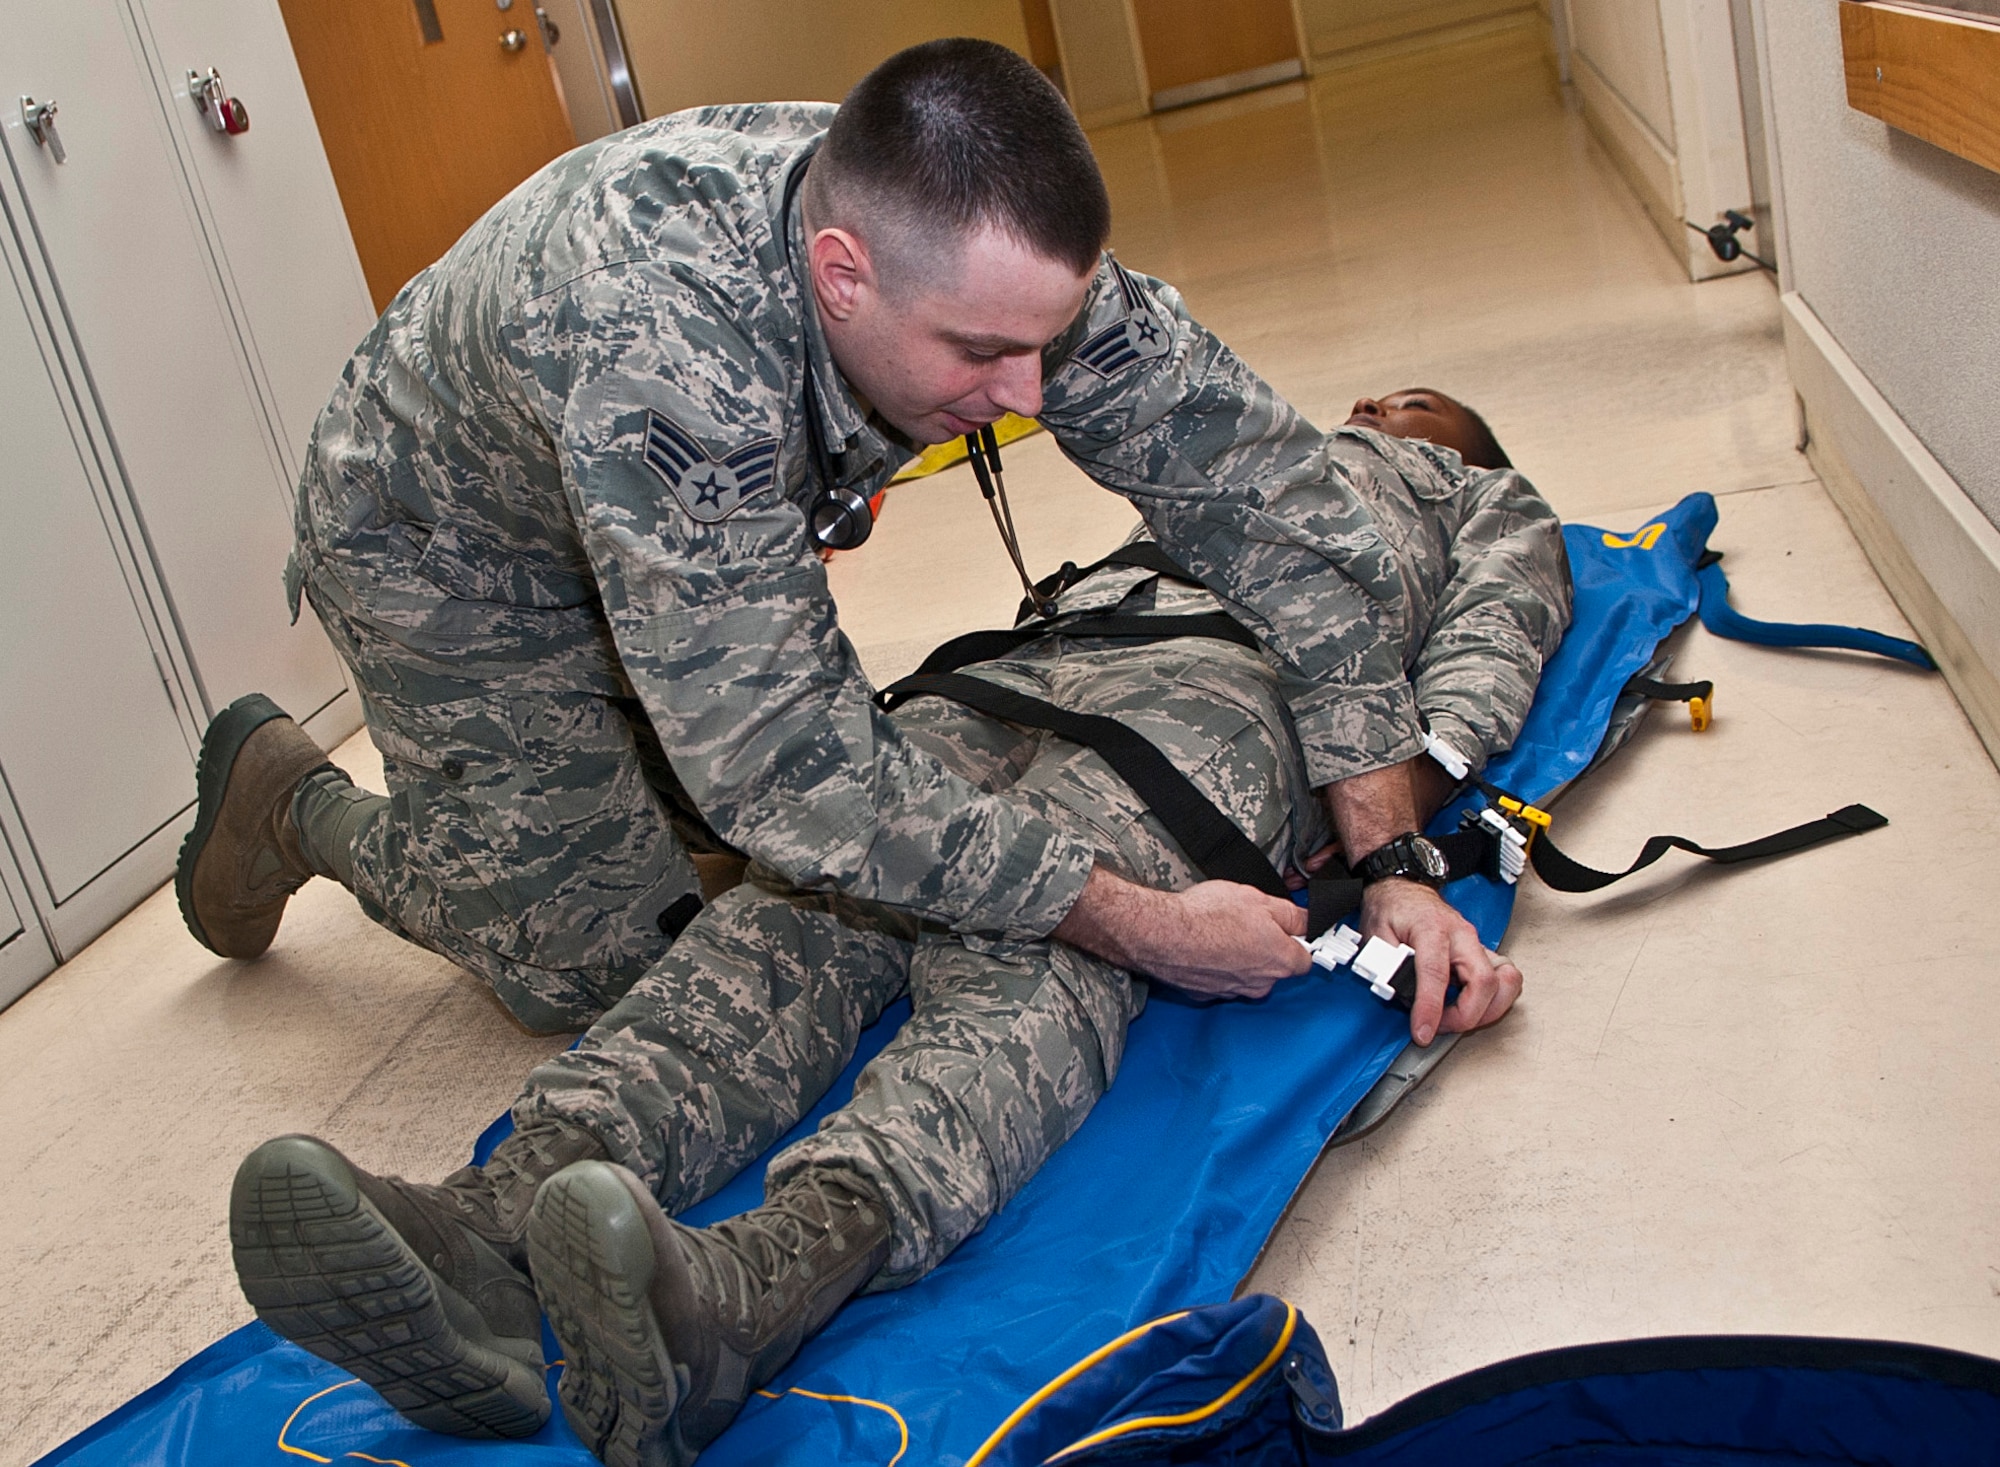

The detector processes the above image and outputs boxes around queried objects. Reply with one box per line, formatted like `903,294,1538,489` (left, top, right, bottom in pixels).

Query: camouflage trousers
296,582,715,1034
511,633,1329,1285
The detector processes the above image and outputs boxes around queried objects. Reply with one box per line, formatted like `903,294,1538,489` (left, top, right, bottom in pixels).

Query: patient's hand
1054,866,1310,999
1360,879,1522,1044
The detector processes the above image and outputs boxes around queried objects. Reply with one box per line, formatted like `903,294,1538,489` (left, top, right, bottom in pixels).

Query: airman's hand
1054,866,1309,1000
1359,878,1522,1044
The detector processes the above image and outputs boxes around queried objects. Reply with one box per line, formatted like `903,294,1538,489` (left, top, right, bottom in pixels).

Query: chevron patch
643,410,780,524
1069,262,1171,379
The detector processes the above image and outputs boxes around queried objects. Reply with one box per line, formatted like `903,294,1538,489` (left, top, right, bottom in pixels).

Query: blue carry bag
971,1294,2000,1466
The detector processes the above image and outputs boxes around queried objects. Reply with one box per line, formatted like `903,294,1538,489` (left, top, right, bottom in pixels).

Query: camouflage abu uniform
510,431,1571,1286
289,100,1543,1033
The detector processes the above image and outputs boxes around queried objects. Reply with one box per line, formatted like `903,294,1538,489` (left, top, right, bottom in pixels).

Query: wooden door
1132,0,1303,111
277,0,579,311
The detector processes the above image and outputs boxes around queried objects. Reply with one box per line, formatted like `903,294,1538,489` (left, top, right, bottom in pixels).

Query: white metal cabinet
126,0,377,470
0,826,56,1010
0,216,196,919
1,0,348,722
0,860,56,1012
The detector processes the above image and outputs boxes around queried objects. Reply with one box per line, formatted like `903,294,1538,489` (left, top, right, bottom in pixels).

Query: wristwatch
1354,832,1450,889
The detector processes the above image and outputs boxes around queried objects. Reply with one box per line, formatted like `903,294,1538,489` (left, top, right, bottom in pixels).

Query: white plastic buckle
1422,730,1470,782
1298,923,1364,971
1477,806,1529,884
1298,924,1414,1006
1351,935,1416,1003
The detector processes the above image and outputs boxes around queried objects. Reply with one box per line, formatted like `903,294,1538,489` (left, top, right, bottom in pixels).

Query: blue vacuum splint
38,493,1959,1467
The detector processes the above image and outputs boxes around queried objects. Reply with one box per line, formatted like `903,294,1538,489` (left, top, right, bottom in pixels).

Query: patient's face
1345,388,1485,464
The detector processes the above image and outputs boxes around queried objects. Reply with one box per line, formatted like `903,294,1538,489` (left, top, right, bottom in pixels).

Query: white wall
1754,0,2000,765
1561,0,1755,280
1762,4,2000,530
1567,0,1672,144
1046,0,1149,126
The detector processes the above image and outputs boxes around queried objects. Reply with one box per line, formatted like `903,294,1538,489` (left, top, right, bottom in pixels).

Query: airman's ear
809,227,877,322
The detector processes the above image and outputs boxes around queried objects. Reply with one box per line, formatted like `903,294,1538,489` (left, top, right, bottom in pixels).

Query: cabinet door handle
20,96,65,163
188,68,250,136
500,28,528,52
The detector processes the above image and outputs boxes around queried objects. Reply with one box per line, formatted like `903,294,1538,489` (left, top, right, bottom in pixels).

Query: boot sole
528,1162,689,1467
230,1136,550,1440
175,693,295,957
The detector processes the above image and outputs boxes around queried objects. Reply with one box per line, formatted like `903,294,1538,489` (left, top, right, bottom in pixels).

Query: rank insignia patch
643,410,780,524
1068,261,1172,379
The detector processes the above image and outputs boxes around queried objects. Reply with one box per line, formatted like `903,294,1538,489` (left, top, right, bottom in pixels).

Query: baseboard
1153,58,1302,112
1306,7,1537,76
1569,51,1687,269
1781,291,2000,771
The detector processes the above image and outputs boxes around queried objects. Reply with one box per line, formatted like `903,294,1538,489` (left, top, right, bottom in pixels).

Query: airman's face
812,223,1095,445
1345,388,1486,464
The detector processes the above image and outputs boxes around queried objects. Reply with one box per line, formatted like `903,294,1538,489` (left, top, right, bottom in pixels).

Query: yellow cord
963,1311,1193,1467
1042,1304,1298,1462
752,1386,910,1466
276,1379,412,1467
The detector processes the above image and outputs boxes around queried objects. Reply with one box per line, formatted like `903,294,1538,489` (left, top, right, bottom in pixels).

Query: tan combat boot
230,1122,607,1439
175,693,332,958
527,1160,891,1467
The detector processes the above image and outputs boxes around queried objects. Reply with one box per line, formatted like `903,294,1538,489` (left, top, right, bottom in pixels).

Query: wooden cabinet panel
1841,0,2000,177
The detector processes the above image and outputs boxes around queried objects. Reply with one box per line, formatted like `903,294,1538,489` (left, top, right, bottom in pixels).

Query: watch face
1413,836,1448,881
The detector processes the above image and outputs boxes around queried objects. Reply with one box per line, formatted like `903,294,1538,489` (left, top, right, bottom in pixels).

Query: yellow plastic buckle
1688,693,1712,733
1494,794,1553,846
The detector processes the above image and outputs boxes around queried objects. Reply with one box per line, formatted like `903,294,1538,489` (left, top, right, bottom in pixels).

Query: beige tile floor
8,24,1999,1464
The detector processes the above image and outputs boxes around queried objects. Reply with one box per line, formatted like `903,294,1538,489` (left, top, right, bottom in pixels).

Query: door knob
500,28,527,52
535,6,561,46
20,96,65,164
188,68,249,136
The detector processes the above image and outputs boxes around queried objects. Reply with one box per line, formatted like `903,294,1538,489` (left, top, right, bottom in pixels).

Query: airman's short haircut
806,38,1112,291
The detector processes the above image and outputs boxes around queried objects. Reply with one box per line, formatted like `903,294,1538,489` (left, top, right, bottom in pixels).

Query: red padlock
190,68,248,137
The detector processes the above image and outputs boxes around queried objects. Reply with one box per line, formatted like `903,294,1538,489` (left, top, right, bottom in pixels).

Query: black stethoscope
784,157,1055,616
781,153,876,552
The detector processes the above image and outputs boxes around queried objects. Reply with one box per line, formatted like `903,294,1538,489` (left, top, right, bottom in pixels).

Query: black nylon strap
1622,673,1715,704
882,671,1293,899
1306,873,1365,934
1429,828,1496,883
1527,803,1887,893
876,613,1258,712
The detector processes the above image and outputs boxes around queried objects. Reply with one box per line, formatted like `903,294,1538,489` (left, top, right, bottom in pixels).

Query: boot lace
693,1173,874,1320
446,1124,595,1236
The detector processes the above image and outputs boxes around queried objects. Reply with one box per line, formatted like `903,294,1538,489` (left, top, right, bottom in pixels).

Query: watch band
1355,832,1449,888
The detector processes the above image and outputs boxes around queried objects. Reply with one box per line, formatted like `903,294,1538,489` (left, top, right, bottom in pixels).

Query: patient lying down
226,388,1568,1467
